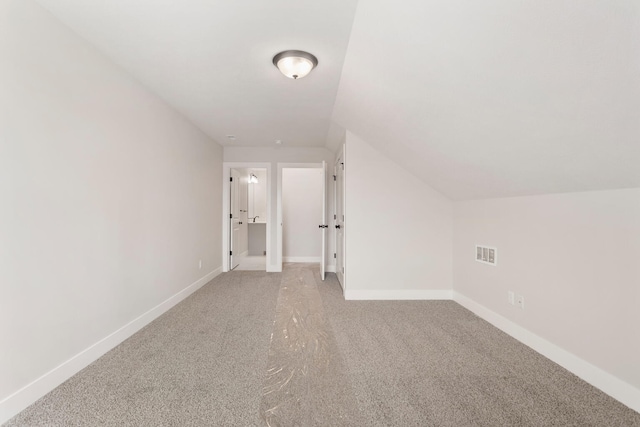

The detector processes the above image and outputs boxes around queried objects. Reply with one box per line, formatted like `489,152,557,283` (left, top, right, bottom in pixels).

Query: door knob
335,225,341,229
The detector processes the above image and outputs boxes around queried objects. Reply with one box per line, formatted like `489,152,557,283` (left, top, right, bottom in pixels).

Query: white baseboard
325,264,336,273
345,289,453,300
453,291,640,414
283,256,321,263
0,267,222,425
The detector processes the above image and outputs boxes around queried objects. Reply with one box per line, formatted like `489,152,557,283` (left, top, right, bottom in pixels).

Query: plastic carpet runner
260,264,361,426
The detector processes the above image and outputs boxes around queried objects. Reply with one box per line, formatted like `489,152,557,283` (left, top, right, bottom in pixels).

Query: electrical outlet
516,295,525,309
199,259,202,269
508,291,515,305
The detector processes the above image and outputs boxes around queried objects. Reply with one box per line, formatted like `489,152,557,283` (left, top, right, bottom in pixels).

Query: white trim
453,291,640,414
325,264,336,273
344,289,453,300
283,256,321,263
0,268,222,425
277,163,323,168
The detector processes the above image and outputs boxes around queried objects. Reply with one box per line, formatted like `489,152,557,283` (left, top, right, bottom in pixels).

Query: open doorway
223,163,270,272
277,163,328,278
230,167,267,271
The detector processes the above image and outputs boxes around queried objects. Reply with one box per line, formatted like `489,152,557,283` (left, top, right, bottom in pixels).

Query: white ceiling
35,0,640,199
35,0,358,148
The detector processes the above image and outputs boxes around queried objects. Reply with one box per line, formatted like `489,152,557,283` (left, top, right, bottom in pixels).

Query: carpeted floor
5,264,640,426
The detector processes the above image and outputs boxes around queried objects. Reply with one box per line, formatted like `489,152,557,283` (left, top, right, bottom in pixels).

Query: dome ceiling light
272,50,318,80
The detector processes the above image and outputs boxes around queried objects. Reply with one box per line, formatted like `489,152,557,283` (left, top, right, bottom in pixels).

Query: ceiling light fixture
272,50,318,80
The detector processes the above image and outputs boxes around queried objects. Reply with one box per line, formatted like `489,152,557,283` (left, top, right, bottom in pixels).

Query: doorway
229,167,267,271
277,163,328,278
223,163,271,272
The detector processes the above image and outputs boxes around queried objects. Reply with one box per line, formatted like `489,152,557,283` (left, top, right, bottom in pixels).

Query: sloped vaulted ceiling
333,0,640,199
34,0,640,200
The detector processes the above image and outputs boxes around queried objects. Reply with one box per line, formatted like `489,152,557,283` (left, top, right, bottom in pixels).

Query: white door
335,156,345,288
230,170,240,270
320,161,327,280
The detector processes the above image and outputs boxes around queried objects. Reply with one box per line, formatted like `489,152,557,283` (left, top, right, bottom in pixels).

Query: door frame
276,162,324,272
222,162,271,272
334,145,346,293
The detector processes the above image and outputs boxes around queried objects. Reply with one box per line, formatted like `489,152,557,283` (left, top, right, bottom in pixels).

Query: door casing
335,149,345,290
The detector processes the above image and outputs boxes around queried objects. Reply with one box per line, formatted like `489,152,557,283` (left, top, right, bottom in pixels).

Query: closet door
229,170,240,270
320,161,327,280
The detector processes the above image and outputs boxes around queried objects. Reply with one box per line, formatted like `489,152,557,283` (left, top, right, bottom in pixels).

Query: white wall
344,132,453,299
282,168,324,261
0,0,222,421
453,188,640,410
224,147,335,271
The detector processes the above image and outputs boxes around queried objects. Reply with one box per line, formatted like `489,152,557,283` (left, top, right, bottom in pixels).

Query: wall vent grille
475,245,497,266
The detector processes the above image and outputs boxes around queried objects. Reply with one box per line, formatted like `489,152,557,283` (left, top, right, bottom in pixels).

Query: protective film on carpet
260,263,362,426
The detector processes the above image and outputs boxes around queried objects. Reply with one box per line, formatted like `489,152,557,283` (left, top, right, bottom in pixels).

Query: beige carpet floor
5,264,640,426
